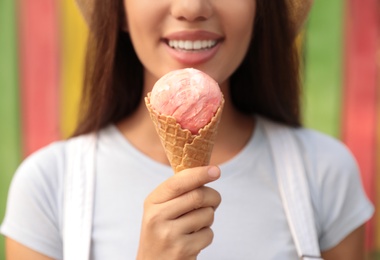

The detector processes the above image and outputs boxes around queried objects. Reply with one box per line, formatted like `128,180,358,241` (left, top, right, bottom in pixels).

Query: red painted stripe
376,5,380,249
19,0,60,156
343,0,378,250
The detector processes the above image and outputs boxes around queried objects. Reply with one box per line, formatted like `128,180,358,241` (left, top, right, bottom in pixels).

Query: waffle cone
145,93,224,174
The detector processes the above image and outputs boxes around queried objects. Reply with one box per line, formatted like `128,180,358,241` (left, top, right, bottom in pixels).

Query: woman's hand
136,166,222,260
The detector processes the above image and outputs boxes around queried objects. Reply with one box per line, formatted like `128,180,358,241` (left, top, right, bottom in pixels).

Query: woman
1,0,373,259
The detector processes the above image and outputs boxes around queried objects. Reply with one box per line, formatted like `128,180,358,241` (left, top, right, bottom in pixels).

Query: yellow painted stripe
59,0,88,138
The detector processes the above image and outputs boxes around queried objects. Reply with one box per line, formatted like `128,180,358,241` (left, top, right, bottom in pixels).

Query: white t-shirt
1,117,374,259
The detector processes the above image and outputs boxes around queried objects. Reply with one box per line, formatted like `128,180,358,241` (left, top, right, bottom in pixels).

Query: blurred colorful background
0,0,378,259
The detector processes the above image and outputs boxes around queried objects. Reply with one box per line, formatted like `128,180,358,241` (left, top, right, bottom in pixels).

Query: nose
171,0,213,22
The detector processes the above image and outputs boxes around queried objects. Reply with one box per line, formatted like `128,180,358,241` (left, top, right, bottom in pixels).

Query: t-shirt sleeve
0,142,65,259
300,130,374,251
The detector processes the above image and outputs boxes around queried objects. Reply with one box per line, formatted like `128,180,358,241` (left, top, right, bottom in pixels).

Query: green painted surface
303,0,344,138
0,0,21,258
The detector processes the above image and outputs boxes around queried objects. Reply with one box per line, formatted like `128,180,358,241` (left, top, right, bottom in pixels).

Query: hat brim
288,0,314,32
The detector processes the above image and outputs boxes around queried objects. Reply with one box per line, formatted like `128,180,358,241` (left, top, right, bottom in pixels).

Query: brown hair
73,0,301,136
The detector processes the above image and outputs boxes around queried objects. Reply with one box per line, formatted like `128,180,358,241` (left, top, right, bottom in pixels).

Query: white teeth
168,40,217,50
185,41,192,49
193,41,201,49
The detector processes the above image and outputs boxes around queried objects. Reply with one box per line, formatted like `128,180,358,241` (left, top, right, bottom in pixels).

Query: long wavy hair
73,0,301,136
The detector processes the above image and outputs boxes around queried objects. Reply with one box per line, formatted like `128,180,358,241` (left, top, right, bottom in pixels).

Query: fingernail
208,166,220,179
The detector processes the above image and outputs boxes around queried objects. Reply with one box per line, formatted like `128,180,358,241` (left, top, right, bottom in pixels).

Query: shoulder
260,118,374,249
14,140,69,187
293,127,357,172
259,117,357,174
289,126,362,199
1,140,69,258
6,139,72,217
18,133,97,174
7,133,100,219
20,132,98,178
259,117,373,249
289,126,366,205
263,119,362,194
293,127,373,249
1,134,97,259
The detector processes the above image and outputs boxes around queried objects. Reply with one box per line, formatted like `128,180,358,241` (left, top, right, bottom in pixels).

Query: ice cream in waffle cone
145,68,224,173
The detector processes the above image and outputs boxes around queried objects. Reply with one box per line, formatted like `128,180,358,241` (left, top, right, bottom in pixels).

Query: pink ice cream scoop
150,68,222,135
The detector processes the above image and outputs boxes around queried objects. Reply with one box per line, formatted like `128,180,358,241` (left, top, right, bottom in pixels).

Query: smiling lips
163,30,223,64
168,40,218,51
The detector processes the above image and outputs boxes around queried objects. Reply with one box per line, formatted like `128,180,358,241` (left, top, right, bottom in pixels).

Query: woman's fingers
184,227,215,257
137,166,221,259
174,206,216,234
147,166,220,204
163,186,221,220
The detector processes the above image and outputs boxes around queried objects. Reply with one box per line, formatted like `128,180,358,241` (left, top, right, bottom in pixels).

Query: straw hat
287,0,314,31
76,0,313,31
